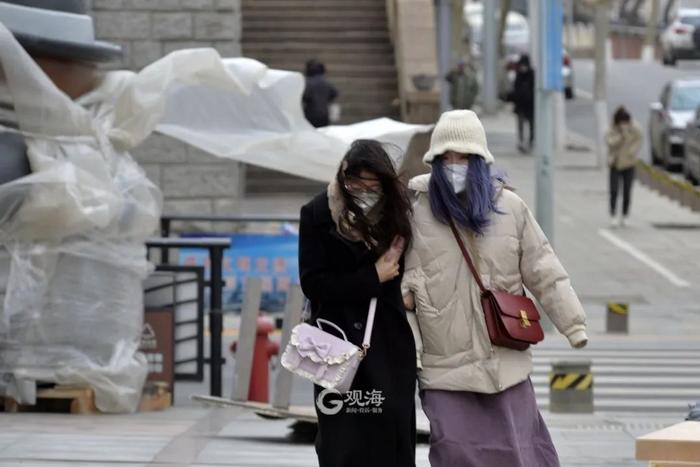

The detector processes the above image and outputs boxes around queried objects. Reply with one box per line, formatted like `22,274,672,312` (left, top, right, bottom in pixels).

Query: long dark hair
428,155,500,235
336,139,413,254
613,106,631,126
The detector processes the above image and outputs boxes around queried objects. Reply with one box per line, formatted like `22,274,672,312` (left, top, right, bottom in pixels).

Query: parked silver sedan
649,79,700,169
683,107,700,184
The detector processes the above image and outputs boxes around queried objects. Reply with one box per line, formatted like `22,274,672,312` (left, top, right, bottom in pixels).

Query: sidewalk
1,110,698,467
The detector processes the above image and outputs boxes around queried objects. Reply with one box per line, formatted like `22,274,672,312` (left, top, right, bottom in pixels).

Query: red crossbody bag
448,220,544,351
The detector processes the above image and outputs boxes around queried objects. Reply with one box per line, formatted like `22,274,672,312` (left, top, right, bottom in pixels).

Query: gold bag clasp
519,310,531,328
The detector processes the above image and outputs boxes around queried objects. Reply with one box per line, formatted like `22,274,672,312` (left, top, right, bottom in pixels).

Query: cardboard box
636,422,700,466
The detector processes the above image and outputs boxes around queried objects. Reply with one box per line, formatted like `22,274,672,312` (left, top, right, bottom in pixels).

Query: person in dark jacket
303,59,339,128
299,139,417,467
510,54,535,153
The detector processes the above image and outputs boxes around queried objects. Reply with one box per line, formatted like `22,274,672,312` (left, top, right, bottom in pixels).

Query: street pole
593,0,609,170
642,0,660,62
437,0,452,111
482,0,499,114
533,0,563,244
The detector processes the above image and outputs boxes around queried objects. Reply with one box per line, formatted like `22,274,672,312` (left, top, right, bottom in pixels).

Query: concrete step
531,374,700,388
533,357,700,367
242,42,394,54
242,0,386,11
242,10,387,20
244,52,394,67
534,386,700,400
242,30,391,43
536,398,689,413
243,19,388,32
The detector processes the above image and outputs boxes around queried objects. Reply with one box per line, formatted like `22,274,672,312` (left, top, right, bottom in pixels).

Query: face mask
445,164,468,193
354,191,382,214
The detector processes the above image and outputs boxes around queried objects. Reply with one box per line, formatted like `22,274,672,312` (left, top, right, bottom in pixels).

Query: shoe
517,143,527,153
610,216,618,228
621,216,628,228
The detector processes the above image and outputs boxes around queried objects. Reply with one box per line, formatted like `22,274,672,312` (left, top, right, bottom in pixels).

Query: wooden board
3,385,97,414
636,422,700,464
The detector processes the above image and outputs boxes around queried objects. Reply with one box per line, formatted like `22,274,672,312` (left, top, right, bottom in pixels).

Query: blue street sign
541,0,564,91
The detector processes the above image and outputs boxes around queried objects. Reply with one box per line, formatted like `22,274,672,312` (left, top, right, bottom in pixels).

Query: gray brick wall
85,0,245,220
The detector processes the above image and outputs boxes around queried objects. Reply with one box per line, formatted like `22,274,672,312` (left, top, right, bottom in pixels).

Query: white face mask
354,191,382,214
445,164,469,193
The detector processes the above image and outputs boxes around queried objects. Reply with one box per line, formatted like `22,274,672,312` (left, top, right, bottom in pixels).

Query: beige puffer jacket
605,121,642,170
402,174,588,394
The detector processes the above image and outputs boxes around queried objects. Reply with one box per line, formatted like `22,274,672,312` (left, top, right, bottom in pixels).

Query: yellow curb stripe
575,374,593,390
607,303,629,315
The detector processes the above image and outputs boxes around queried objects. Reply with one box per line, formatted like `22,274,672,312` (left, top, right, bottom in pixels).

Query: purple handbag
281,298,377,393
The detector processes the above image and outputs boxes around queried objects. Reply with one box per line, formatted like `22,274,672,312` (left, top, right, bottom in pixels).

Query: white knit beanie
423,110,495,165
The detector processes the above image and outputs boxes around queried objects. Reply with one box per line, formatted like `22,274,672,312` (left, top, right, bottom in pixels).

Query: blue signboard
541,0,564,91
179,230,300,313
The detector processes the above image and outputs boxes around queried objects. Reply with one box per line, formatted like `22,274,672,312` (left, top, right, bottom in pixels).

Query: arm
518,202,588,348
298,204,382,303
605,127,624,149
627,124,643,158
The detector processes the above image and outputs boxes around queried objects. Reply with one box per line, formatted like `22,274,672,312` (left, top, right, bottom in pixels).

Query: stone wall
85,0,245,220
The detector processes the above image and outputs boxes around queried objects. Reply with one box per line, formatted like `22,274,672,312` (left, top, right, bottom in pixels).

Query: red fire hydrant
230,316,279,403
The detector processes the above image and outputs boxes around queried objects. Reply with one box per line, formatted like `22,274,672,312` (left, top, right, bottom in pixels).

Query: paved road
567,57,700,160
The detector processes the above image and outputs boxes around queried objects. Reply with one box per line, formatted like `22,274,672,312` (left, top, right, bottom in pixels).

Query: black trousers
517,112,534,146
610,167,635,216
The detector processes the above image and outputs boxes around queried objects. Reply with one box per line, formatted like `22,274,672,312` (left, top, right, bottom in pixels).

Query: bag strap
448,219,487,294
361,298,378,356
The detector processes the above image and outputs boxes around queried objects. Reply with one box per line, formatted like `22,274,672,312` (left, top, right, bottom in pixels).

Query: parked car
660,8,700,66
683,107,700,184
499,51,575,100
649,79,700,169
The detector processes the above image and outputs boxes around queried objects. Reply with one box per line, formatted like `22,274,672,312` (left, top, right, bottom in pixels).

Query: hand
375,252,400,283
384,236,406,263
403,292,415,310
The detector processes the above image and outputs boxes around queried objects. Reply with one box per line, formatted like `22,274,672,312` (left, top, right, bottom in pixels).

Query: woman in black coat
299,140,417,467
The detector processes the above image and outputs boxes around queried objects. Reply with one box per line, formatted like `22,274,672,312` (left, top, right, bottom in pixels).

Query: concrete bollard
549,360,594,413
606,302,629,334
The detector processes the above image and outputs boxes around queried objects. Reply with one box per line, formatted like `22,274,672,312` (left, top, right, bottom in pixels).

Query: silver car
649,79,700,168
661,8,700,66
683,108,700,184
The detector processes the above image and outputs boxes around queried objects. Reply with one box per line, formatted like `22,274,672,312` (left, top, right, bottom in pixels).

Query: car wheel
668,50,678,66
685,163,699,185
565,87,574,100
651,144,661,165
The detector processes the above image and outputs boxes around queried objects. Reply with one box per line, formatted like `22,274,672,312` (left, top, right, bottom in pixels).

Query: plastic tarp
0,23,160,412
0,20,430,412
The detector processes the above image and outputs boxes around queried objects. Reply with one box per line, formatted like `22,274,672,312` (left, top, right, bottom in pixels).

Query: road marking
574,87,594,100
598,229,691,288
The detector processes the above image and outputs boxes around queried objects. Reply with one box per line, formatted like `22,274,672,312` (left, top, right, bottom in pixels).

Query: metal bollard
606,302,629,334
549,360,594,413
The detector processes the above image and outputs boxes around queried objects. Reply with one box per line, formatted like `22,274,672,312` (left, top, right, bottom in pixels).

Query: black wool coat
298,191,417,467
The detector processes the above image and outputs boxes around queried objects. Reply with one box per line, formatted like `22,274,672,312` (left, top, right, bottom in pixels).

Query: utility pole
642,0,660,62
436,0,452,111
533,0,564,244
482,0,500,114
593,0,610,169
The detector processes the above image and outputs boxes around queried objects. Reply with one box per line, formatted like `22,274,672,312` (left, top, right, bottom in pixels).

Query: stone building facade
85,0,246,220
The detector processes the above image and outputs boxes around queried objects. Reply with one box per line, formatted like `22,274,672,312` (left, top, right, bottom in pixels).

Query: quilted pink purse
281,298,377,393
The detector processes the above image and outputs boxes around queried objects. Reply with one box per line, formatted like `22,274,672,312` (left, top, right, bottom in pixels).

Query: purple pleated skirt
420,379,560,467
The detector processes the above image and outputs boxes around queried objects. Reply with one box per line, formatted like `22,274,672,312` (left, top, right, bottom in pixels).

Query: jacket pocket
416,293,474,359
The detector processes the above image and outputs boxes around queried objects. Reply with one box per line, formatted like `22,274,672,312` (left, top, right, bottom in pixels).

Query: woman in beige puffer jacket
402,110,588,467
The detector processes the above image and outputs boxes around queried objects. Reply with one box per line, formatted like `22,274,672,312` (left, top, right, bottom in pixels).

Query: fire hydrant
230,316,279,403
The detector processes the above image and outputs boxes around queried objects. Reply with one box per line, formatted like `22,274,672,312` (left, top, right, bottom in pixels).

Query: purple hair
428,156,501,235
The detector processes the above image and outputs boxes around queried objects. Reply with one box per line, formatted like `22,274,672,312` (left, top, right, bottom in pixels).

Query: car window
680,15,700,25
670,84,700,111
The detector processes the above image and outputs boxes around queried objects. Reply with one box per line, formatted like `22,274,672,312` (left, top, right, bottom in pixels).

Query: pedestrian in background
402,110,588,467
299,140,417,466
302,59,339,128
445,60,480,110
605,106,642,228
509,54,535,153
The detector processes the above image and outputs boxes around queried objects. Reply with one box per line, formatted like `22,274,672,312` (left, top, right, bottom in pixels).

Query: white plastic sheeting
0,20,430,412
0,23,160,412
